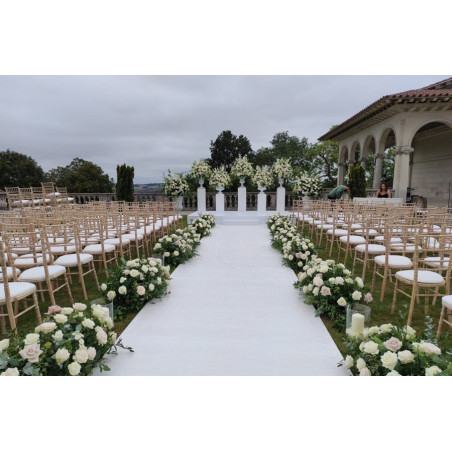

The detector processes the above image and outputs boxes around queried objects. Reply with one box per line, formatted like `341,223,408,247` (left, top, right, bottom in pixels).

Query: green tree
115,164,135,202
0,149,45,190
208,130,254,171
306,140,339,187
348,164,366,199
46,158,114,193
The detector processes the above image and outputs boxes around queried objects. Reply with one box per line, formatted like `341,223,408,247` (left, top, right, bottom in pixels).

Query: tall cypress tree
116,164,135,202
348,164,367,199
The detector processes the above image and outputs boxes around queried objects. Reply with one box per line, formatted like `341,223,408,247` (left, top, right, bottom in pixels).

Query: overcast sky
0,75,447,183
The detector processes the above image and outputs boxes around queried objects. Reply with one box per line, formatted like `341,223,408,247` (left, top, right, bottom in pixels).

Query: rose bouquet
282,234,317,272
153,228,200,267
0,303,118,376
293,172,322,198
272,158,293,180
295,258,373,329
190,159,211,180
190,214,216,238
342,323,452,376
230,156,254,179
163,172,190,197
209,167,230,188
253,165,275,189
102,257,171,319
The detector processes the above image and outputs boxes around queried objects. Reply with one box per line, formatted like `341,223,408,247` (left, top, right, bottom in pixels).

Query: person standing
327,184,350,200
376,182,391,198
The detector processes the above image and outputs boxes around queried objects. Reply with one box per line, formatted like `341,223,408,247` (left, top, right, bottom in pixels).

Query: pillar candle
351,313,365,335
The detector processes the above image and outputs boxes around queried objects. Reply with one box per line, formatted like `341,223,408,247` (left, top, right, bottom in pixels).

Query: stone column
393,146,414,199
238,177,246,212
276,178,285,212
373,153,384,189
360,156,368,170
197,186,206,213
337,162,346,185
257,186,266,213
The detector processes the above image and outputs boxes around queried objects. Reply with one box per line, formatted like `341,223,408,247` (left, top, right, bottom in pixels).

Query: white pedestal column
393,147,414,199
276,179,286,213
197,187,206,213
257,186,266,213
238,185,246,212
215,186,224,213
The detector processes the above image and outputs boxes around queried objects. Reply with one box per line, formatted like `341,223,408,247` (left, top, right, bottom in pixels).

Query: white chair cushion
104,238,131,246
49,245,77,254
0,282,36,301
54,253,93,266
121,233,144,241
354,229,378,235
327,229,348,236
14,253,53,268
19,265,66,282
0,267,21,281
350,223,363,230
138,226,154,234
374,255,413,268
339,235,367,244
355,244,386,253
317,224,334,229
424,256,450,269
442,295,452,309
391,244,418,252
70,237,99,245
374,236,402,243
83,244,116,254
396,270,445,284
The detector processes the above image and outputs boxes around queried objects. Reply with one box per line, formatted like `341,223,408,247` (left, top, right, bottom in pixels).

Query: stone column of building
392,146,414,199
337,162,346,185
373,153,385,189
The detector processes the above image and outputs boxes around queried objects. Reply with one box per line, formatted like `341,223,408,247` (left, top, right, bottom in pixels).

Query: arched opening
362,135,376,187
409,120,452,206
375,127,396,188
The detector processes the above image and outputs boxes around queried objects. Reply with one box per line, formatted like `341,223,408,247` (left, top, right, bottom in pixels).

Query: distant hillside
133,183,164,194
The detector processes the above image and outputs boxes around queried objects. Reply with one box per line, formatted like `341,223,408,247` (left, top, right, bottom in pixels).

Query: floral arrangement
101,257,171,319
253,165,274,188
190,159,211,180
282,234,317,272
272,158,293,180
342,322,452,376
153,227,201,267
293,172,322,198
230,156,254,179
294,257,373,329
0,303,120,376
190,214,216,238
210,167,230,188
163,171,190,197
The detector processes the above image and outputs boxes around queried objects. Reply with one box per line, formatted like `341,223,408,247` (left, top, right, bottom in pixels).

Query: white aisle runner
100,224,348,376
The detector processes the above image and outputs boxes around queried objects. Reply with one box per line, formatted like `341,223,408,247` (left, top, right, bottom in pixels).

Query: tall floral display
210,168,230,213
272,158,293,185
190,159,211,187
231,156,254,212
163,171,189,210
293,172,322,200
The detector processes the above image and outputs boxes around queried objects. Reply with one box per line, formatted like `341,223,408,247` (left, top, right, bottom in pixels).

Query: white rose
386,370,401,376
24,333,40,345
398,350,414,364
154,243,162,250
95,327,108,345
403,325,416,340
73,303,87,311
74,348,89,364
164,252,170,257
100,283,107,291
82,318,95,329
87,347,96,360
55,348,70,363
156,277,162,285
312,287,319,296
359,367,371,376
425,366,442,376
352,291,362,301
288,255,293,261
72,332,84,340
356,358,367,370
130,269,139,278
343,269,351,276
123,269,130,275
0,339,10,353
297,261,303,267
107,291,116,301
148,283,155,291
337,297,347,307
362,341,379,355
54,314,68,324
420,342,441,355
109,332,117,344
319,265,329,273
61,307,74,315
52,330,64,341
1,367,19,376
302,285,309,294
119,277,126,283
381,351,398,370
137,286,146,296
68,361,81,376
380,324,394,334
313,276,323,287
118,285,127,295
35,322,57,335
335,277,344,285
344,355,354,369
174,251,180,257
355,277,364,288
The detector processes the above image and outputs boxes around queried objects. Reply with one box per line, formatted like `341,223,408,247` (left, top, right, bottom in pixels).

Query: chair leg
64,274,74,305
380,266,389,302
407,284,417,326
437,306,446,337
32,292,42,324
371,262,377,293
391,279,399,314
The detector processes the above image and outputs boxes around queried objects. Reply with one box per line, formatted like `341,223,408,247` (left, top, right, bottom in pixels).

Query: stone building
319,77,452,206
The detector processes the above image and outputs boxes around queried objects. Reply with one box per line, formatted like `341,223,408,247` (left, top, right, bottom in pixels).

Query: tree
0,149,45,190
306,140,339,187
116,164,135,202
208,130,254,171
348,164,366,199
46,158,114,193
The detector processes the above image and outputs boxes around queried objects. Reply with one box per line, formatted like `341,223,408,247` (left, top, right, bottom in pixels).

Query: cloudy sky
0,75,446,183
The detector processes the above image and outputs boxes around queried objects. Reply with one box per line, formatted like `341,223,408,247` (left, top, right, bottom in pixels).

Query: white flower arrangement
210,167,230,188
272,158,293,179
190,159,211,179
253,165,274,188
293,172,322,198
163,172,189,197
230,156,254,179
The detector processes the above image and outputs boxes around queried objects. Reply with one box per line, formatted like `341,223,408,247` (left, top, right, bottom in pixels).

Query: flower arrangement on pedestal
293,172,322,199
253,165,274,189
163,171,189,197
230,156,254,182
101,257,171,319
0,303,121,376
272,158,293,181
210,167,230,189
190,159,211,182
342,323,452,376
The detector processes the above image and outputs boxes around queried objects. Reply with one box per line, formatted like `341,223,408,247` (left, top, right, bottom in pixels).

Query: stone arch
407,118,452,148
348,141,360,164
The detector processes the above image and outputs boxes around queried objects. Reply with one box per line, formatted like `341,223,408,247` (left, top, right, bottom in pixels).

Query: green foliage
116,164,135,202
46,158,114,193
348,163,366,198
0,149,45,190
306,141,339,187
208,130,254,171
